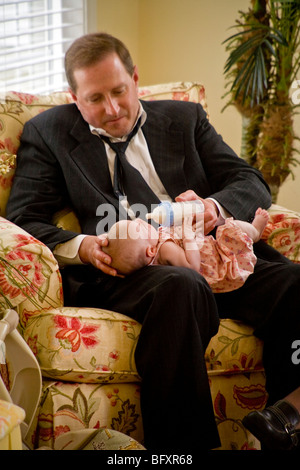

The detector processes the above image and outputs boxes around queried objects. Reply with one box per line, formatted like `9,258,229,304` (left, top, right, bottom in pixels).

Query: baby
102,208,269,293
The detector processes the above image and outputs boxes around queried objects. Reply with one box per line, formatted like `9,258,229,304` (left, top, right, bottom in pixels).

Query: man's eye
90,97,101,103
114,88,125,95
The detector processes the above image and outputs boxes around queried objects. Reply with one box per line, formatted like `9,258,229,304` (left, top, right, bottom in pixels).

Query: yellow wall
96,0,300,211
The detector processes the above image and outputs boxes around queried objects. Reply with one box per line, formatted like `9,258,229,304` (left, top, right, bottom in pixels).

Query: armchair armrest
262,204,300,263
0,217,63,330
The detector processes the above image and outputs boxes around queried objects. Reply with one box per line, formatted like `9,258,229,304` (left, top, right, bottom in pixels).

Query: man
7,33,300,451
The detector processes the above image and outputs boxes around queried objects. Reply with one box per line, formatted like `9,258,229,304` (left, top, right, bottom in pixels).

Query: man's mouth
106,115,125,124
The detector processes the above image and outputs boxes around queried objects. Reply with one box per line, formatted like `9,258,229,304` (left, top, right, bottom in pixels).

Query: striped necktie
101,118,160,215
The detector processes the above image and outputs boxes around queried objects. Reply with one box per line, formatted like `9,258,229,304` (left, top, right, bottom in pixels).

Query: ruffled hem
198,218,257,293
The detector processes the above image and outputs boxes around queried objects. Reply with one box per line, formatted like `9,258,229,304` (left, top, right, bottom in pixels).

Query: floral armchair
1,82,300,450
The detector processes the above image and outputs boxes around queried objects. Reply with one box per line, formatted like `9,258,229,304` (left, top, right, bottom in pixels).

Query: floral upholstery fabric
0,153,16,218
206,319,264,376
1,82,300,450
0,217,61,316
262,204,300,263
206,320,266,450
23,307,141,384
0,399,25,440
0,91,73,218
0,399,25,450
53,428,145,451
30,380,143,450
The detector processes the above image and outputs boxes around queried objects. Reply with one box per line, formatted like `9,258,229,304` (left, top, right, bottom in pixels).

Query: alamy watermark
288,81,300,366
291,80,300,105
95,199,204,244
292,340,300,365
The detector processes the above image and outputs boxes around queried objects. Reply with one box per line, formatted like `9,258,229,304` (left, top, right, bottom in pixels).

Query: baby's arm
159,240,200,271
181,214,201,270
159,216,201,271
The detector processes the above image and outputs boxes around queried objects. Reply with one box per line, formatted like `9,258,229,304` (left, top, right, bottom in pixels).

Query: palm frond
222,0,300,200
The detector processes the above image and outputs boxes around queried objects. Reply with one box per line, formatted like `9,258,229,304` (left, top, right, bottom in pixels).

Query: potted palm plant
223,0,300,201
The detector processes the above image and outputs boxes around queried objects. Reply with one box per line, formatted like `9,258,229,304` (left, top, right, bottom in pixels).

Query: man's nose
104,96,120,115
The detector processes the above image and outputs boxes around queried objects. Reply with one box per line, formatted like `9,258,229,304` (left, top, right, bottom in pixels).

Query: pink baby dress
152,218,257,293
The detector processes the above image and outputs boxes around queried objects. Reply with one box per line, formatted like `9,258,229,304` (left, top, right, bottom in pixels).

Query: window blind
0,0,87,93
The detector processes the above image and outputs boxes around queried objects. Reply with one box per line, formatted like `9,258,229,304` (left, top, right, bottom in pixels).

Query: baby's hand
182,215,195,239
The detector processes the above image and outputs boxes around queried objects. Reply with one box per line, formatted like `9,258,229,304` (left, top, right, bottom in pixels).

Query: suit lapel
141,101,188,200
68,103,189,209
69,114,120,210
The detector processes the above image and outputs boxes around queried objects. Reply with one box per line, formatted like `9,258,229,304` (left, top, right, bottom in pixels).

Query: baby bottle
146,200,204,226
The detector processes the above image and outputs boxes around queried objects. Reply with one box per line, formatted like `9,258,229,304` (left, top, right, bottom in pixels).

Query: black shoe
242,400,300,450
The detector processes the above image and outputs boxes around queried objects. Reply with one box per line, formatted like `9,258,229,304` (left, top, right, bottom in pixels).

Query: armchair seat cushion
22,307,264,383
205,319,264,376
22,307,141,383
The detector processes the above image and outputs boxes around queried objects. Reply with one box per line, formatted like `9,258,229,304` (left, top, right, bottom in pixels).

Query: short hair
65,32,135,92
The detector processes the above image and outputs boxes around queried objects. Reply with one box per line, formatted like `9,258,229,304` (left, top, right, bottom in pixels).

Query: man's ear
132,65,139,88
69,88,78,103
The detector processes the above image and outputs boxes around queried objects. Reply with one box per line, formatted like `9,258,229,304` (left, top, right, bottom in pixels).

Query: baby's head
103,219,159,275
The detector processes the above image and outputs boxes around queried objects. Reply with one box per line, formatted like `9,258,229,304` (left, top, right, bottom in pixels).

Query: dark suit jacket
7,100,271,251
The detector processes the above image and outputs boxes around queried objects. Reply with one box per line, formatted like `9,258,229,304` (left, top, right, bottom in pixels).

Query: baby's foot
252,208,269,241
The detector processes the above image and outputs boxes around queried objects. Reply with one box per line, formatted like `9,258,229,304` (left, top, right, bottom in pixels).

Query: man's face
70,53,140,137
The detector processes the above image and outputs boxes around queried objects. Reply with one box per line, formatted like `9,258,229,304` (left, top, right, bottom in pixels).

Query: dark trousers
62,264,220,450
61,240,300,450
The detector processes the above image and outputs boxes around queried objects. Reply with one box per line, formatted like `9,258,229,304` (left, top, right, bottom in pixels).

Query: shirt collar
90,102,147,141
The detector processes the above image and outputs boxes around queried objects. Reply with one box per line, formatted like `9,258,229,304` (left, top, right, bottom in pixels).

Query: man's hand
78,234,118,277
182,214,195,240
175,190,219,235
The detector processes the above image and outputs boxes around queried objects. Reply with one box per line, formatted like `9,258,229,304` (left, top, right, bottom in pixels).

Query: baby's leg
251,208,269,242
234,208,269,243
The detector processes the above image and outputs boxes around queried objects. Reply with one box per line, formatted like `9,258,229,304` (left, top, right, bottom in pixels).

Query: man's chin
104,118,132,137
